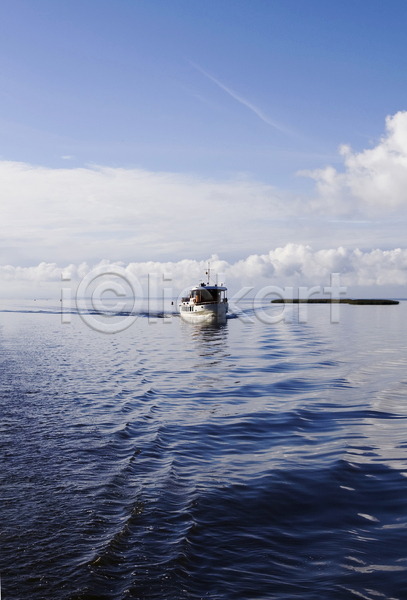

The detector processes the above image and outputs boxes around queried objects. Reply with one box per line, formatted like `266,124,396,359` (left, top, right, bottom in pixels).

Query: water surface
1,300,407,599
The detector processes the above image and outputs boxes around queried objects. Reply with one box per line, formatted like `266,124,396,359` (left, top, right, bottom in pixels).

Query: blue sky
1,0,406,182
1,1,407,294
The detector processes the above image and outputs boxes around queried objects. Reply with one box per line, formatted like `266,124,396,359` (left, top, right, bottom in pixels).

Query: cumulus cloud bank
2,110,407,267
2,246,407,297
0,159,291,265
300,110,407,214
1,111,407,292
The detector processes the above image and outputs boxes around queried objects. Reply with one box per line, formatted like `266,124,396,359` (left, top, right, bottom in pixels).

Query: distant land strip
271,299,399,305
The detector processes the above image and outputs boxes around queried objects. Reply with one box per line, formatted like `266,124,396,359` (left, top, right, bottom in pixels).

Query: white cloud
1,111,407,275
2,246,407,298
0,158,295,265
299,111,407,214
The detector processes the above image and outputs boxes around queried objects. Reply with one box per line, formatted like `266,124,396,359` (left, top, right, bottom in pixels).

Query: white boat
179,266,228,322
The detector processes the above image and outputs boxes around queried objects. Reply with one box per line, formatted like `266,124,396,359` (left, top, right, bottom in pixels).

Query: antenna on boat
205,262,211,285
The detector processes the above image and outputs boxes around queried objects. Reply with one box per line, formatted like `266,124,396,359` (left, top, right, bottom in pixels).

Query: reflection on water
180,319,230,389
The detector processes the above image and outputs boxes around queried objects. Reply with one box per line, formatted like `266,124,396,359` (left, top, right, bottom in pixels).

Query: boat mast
206,262,210,285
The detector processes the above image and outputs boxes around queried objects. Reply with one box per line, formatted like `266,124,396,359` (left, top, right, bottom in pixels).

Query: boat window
193,288,213,302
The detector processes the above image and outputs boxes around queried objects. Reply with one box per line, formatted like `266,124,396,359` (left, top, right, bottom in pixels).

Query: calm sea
1,299,407,599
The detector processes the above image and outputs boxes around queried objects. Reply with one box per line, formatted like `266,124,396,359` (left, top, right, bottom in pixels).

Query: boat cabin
181,283,228,305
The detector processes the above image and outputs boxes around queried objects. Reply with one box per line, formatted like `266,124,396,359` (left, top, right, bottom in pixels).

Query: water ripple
1,302,407,598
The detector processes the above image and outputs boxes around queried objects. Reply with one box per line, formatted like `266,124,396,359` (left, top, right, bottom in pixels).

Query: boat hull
179,302,228,323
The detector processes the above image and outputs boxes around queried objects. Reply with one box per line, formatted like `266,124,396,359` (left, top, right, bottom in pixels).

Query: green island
271,299,399,305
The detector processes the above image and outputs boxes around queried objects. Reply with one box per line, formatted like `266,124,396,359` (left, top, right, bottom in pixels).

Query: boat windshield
192,288,221,303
